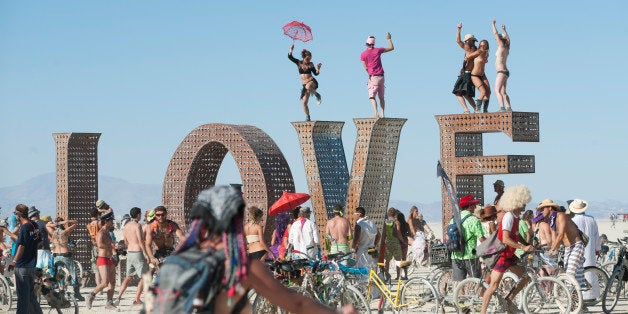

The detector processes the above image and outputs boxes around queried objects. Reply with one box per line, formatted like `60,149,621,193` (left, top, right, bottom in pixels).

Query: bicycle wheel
435,267,453,298
331,284,371,314
602,266,623,313
501,271,522,308
556,273,583,314
0,274,12,312
452,278,485,313
522,276,571,314
583,265,608,306
401,277,439,313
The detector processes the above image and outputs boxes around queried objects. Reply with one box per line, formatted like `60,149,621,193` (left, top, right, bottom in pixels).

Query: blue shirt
15,220,41,268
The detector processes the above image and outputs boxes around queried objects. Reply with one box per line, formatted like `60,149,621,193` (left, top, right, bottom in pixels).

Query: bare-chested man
145,206,185,267
86,211,117,309
46,217,84,301
115,207,147,306
452,23,478,113
466,39,492,112
546,199,587,288
325,204,352,255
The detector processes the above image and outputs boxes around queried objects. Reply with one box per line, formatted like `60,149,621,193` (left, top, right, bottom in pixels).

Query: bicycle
34,262,79,314
454,250,572,314
365,260,439,313
602,238,628,313
0,270,12,311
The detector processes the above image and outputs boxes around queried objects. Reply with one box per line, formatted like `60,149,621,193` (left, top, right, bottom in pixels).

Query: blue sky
1,1,627,205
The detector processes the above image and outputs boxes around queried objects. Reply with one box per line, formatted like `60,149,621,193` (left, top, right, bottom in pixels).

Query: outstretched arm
383,32,394,53
456,23,464,49
501,24,509,41
492,20,501,42
288,44,299,64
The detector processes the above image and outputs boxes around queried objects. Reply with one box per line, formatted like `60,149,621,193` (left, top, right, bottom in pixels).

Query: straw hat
567,199,588,214
463,34,477,42
536,199,560,210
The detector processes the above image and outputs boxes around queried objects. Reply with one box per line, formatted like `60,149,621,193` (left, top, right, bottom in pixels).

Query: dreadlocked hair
174,219,205,254
222,213,249,305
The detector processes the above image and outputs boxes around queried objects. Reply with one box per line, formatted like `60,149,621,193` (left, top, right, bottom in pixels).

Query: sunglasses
155,213,165,217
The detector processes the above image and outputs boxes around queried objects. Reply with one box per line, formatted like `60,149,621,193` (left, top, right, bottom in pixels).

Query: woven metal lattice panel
162,124,294,242
292,121,349,240
435,112,539,235
53,132,101,279
345,118,407,229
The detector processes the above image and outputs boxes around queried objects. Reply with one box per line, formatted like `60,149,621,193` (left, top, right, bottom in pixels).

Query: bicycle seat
398,261,412,269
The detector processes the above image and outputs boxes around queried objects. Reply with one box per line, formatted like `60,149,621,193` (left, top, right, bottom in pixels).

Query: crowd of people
1,180,606,313
445,180,602,314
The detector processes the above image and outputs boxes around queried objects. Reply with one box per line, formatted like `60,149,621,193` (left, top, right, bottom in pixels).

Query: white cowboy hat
567,199,588,214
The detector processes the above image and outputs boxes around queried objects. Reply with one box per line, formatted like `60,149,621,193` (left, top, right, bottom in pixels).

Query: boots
474,99,482,113
483,99,490,113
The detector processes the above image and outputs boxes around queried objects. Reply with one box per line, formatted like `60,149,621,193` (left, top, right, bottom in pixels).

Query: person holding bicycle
145,206,185,267
481,186,534,314
47,217,84,301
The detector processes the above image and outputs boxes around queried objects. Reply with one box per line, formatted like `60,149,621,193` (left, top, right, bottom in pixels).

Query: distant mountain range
1,173,625,221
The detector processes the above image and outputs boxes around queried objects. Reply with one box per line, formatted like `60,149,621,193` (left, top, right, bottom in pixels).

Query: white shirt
356,217,377,251
288,217,319,256
572,213,601,299
501,211,515,231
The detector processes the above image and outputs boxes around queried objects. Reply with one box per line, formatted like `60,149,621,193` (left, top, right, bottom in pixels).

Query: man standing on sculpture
115,207,148,306
360,33,394,118
10,204,43,314
452,23,478,113
326,204,352,255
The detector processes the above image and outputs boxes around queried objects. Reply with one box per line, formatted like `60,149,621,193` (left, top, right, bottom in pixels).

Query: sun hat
567,199,588,214
459,194,480,208
366,36,375,45
536,199,560,210
96,199,109,209
28,206,40,218
463,34,477,42
480,205,497,219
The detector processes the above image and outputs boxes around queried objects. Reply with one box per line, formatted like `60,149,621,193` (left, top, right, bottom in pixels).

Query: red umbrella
282,20,313,42
269,190,310,215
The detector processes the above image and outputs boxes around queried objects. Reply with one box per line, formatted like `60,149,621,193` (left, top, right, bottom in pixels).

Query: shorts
452,258,481,281
97,256,115,267
125,251,148,277
54,255,77,285
367,75,385,99
384,239,403,262
36,249,53,270
493,255,518,273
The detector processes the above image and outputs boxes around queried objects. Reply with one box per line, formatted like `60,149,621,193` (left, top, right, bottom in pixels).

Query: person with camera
46,216,83,301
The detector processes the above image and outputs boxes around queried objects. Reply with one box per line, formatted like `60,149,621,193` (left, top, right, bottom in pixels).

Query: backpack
151,247,225,313
446,214,471,253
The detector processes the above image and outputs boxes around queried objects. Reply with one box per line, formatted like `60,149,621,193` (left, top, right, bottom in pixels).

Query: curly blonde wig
498,185,532,211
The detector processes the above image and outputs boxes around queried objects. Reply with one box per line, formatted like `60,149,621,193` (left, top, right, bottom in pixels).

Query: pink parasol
282,20,313,42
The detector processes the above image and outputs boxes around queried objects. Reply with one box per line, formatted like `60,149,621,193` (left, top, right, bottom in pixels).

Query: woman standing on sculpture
452,23,478,114
288,44,322,122
465,39,491,112
492,20,512,111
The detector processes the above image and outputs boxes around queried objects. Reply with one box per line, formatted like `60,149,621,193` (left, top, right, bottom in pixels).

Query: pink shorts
367,75,385,99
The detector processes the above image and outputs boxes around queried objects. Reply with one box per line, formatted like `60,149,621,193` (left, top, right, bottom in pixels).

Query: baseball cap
366,36,375,45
